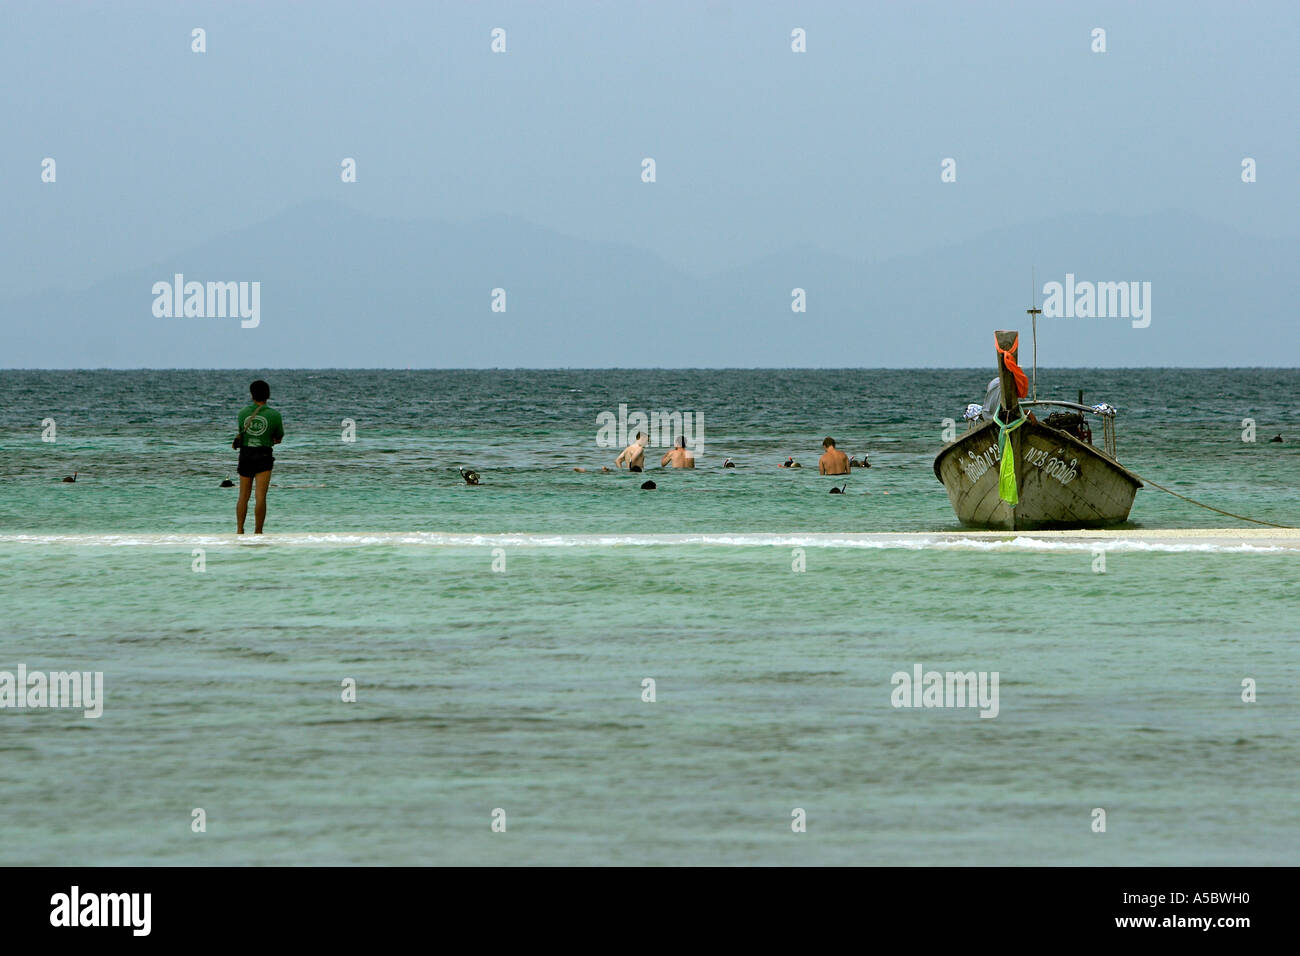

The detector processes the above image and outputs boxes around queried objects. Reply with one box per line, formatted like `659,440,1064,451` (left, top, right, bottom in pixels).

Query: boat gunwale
933,417,1143,488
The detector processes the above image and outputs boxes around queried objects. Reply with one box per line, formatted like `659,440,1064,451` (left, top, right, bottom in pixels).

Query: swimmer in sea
660,436,695,469
779,457,801,468
616,432,647,472
818,437,850,475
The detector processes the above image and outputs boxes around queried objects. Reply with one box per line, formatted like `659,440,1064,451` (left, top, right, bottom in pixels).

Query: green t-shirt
237,403,284,449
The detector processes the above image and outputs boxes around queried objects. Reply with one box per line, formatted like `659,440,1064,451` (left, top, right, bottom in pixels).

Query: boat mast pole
1027,269,1041,402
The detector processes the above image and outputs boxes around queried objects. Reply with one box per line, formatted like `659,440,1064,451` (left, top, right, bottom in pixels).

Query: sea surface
1,369,1297,865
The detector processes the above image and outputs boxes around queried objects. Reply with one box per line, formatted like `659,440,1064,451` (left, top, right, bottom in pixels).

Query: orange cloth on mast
995,334,1029,398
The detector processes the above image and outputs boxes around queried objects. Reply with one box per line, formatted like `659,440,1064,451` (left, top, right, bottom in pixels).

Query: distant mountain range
4,201,1297,367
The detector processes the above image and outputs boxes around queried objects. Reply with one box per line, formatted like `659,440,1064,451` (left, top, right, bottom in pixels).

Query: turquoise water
1,370,1297,864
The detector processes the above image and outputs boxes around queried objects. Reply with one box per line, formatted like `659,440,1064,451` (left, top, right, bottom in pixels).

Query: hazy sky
3,1,1298,362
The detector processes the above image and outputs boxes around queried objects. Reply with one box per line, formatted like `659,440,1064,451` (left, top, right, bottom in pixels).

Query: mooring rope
1127,470,1295,529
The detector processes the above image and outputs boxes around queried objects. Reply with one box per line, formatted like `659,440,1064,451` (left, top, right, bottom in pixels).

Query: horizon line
4,365,1300,373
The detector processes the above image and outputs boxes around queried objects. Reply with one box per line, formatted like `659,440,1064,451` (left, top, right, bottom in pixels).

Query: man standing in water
818,437,849,475
616,431,648,472
661,435,695,468
234,380,284,534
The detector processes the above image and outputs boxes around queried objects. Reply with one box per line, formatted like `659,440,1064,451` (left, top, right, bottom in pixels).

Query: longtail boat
933,329,1142,529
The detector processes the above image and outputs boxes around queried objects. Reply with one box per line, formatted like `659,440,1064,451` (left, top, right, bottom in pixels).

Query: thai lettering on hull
959,442,1079,486
1024,445,1079,485
959,443,1001,483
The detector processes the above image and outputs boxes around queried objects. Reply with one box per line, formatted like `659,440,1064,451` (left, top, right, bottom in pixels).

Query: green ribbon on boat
992,407,1027,506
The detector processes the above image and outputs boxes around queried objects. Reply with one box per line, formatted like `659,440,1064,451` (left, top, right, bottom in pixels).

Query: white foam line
1,531,1296,553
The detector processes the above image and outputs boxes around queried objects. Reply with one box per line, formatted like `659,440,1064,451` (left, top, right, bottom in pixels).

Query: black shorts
237,446,275,478
630,465,643,473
